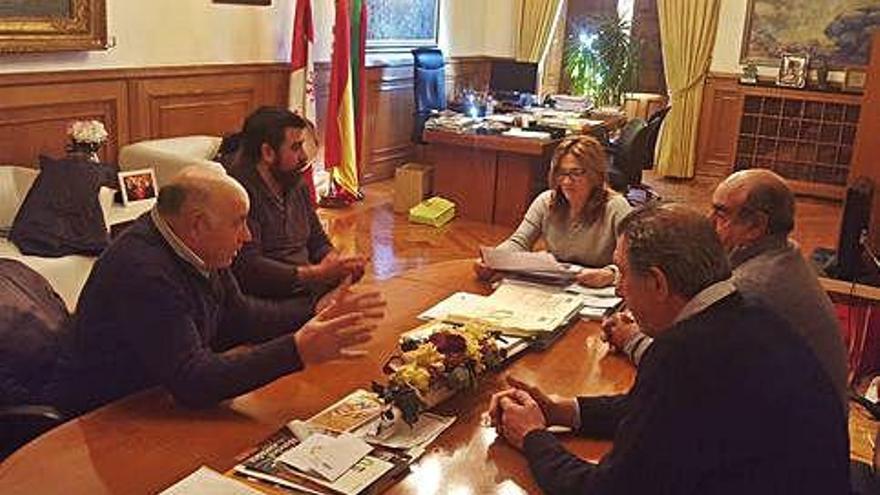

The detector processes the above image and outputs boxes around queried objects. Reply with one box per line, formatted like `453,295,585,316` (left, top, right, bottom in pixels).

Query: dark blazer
522,292,850,494
45,214,314,417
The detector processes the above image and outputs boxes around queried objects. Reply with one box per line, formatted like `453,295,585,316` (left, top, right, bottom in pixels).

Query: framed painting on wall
0,0,107,53
366,0,440,51
213,0,271,5
741,0,880,69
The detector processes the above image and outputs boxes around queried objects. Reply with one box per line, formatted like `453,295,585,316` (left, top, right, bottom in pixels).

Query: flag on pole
290,0,318,203
322,0,365,205
350,0,367,168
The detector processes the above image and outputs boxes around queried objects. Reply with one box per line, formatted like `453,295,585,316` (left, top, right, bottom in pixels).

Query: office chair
412,47,447,143
607,107,671,205
1,405,63,459
607,117,647,192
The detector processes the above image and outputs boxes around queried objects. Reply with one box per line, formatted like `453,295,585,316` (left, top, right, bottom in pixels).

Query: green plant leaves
564,14,640,107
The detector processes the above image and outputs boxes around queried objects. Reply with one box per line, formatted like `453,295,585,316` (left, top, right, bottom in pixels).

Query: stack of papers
501,128,552,140
479,248,576,283
552,94,592,112
417,280,582,336
278,433,374,482
564,283,623,320
234,426,408,495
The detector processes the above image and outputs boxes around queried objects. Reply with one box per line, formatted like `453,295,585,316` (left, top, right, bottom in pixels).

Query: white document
565,283,618,298
501,128,552,140
581,295,622,309
160,466,264,495
480,248,567,274
479,280,583,333
580,306,610,321
278,433,373,482
362,413,456,450
418,292,488,321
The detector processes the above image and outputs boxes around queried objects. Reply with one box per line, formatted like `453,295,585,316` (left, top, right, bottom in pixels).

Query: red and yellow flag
324,0,367,204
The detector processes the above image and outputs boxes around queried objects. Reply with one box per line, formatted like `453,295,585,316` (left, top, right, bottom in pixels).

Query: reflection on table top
0,260,635,494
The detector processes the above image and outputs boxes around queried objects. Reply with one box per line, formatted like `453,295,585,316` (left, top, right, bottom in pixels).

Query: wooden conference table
423,117,621,228
0,260,635,495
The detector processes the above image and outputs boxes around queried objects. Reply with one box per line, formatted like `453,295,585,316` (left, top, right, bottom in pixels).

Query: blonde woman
475,136,632,287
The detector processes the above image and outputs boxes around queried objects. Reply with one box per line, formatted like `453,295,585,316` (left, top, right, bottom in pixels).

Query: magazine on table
232,425,411,495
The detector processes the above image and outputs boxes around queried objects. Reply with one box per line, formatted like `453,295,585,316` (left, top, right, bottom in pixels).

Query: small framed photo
118,169,158,206
843,68,867,93
776,53,809,88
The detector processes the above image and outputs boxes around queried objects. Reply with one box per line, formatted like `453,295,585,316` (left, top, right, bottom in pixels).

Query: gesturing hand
316,277,386,321
295,296,381,366
303,252,368,284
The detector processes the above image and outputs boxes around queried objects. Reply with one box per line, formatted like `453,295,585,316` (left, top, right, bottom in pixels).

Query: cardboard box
409,196,456,228
393,163,433,213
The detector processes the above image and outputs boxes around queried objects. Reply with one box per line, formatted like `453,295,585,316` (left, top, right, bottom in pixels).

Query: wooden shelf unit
733,87,862,199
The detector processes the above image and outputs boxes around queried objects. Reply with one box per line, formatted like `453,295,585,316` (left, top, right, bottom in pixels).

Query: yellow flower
392,363,432,393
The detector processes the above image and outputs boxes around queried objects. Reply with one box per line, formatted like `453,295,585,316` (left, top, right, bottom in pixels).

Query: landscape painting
741,0,880,68
0,0,70,18
367,0,439,49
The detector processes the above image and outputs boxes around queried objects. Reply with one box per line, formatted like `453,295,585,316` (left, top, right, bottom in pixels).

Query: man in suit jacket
487,204,850,494
604,169,849,409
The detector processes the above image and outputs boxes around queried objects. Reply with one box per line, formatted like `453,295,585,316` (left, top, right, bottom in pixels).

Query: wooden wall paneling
427,143,497,223
363,64,415,183
0,80,127,167
129,72,279,142
493,151,551,227
695,74,743,178
850,31,880,248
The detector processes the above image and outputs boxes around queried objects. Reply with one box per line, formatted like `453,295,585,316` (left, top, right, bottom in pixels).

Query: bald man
604,169,849,408
45,167,384,417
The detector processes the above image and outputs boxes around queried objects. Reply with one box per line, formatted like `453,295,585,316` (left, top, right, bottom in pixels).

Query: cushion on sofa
119,135,224,188
0,167,38,235
9,157,112,257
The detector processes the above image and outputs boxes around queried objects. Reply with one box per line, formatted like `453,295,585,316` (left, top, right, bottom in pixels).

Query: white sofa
119,135,225,188
0,166,115,312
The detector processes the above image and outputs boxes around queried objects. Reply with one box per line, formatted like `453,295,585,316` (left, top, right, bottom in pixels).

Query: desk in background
423,117,619,227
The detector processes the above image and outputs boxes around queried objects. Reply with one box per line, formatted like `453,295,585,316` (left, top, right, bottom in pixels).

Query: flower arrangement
373,321,506,426
66,120,109,160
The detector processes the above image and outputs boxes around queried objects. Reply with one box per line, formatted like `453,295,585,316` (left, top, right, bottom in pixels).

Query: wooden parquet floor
319,171,843,282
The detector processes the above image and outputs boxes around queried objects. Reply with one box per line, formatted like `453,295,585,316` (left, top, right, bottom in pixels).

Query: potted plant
564,14,640,108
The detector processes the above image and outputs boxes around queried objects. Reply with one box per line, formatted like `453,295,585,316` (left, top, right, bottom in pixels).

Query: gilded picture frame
740,0,880,69
0,0,107,53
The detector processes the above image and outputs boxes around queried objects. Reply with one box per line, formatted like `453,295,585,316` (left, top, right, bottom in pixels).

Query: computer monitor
489,61,538,96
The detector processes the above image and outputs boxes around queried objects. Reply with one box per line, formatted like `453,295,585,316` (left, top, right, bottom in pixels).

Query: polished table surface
0,260,635,494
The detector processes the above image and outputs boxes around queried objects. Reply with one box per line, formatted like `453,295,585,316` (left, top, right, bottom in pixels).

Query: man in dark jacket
46,166,383,417
487,204,850,494
230,107,365,302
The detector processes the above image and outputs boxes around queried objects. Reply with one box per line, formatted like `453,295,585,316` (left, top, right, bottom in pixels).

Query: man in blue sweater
487,204,849,494
47,166,384,417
